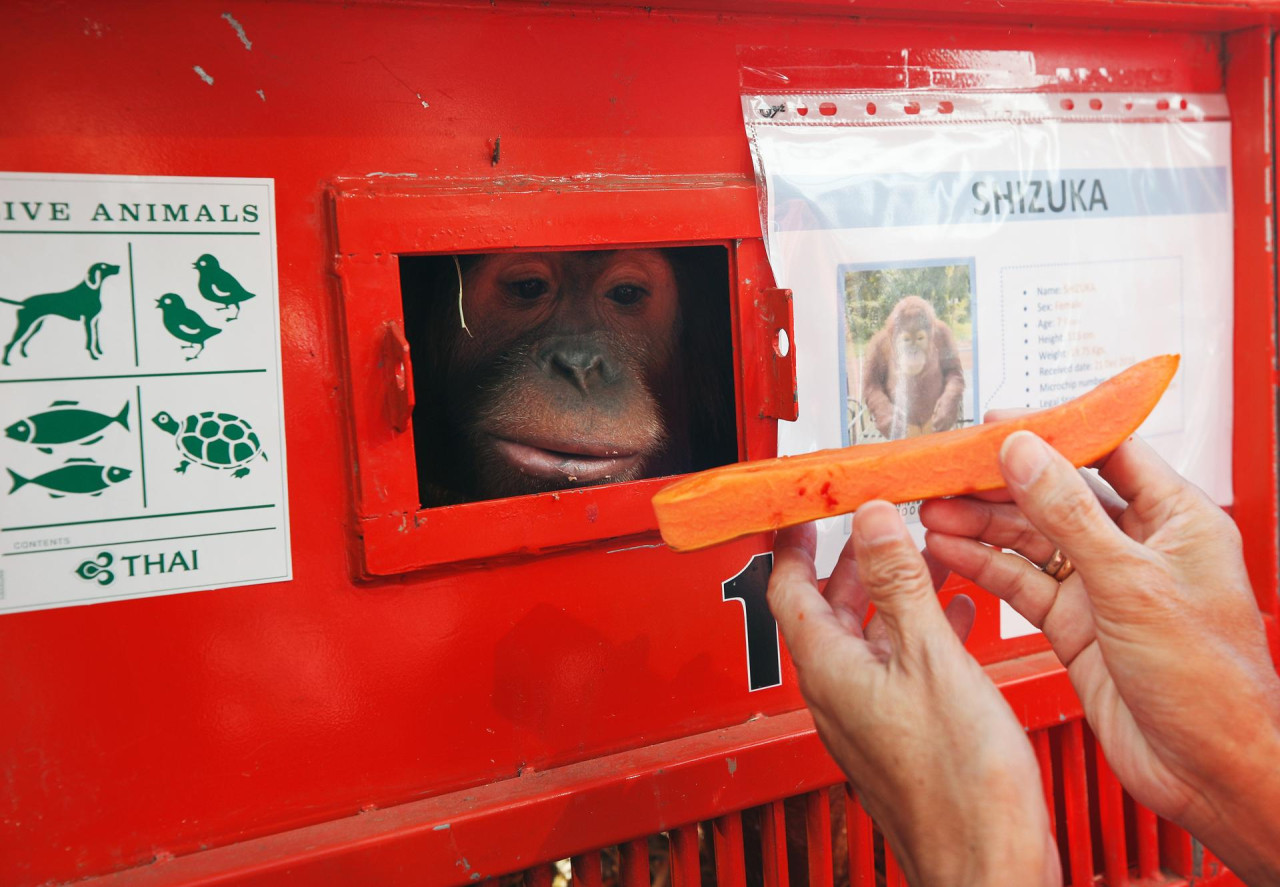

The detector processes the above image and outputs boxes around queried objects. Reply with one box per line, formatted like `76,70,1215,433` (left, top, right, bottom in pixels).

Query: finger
972,472,1125,518
1081,470,1127,523
851,501,956,653
775,522,816,561
999,431,1143,576
769,525,872,666
768,524,823,638
919,496,1056,567
922,544,950,592
823,532,871,632
943,593,976,643
1098,436,1211,535
925,531,1098,664
864,544,949,647
984,407,1035,423
924,531,1061,628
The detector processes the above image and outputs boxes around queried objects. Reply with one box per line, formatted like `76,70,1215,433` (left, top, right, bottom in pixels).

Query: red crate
0,2,1274,885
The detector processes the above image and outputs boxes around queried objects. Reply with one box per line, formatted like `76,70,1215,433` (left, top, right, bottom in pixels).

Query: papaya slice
653,354,1179,552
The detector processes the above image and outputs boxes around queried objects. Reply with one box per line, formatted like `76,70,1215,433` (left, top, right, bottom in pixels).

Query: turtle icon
152,410,267,478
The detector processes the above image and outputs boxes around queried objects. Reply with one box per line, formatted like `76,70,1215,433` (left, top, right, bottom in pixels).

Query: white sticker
0,173,291,613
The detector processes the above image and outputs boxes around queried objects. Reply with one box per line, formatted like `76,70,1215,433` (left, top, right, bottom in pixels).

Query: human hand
920,432,1280,884
768,503,1060,887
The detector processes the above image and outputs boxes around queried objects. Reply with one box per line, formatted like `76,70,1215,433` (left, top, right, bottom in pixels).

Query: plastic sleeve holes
818,102,838,116
776,328,791,358
904,101,921,115
1179,98,1189,111
937,100,954,115
796,104,809,117
1060,98,1075,111
1156,98,1170,111
865,101,877,116
1089,98,1103,111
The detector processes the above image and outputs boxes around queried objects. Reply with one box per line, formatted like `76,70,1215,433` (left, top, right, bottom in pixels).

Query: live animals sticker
0,172,291,613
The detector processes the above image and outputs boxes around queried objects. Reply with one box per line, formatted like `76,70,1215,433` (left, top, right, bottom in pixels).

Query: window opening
399,245,736,509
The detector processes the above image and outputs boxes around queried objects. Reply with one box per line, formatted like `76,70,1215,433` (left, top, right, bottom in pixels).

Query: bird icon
156,293,221,360
193,253,255,320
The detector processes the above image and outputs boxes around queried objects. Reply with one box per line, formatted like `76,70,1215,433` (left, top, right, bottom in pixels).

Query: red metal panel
0,2,1269,885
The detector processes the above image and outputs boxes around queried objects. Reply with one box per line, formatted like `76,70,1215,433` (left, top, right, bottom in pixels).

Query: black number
722,552,781,691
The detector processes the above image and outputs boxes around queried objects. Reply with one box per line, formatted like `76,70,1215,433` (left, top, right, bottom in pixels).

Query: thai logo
74,552,115,586
74,549,199,584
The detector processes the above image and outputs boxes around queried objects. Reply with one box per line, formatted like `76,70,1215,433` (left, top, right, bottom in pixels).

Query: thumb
999,431,1141,576
852,501,956,653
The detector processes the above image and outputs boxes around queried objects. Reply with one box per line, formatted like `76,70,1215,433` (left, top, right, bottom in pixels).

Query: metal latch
758,286,798,421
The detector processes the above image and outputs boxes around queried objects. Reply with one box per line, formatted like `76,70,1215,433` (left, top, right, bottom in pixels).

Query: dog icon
1,262,121,365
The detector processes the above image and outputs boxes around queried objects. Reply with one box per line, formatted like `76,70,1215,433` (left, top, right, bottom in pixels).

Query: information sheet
745,96,1233,636
0,173,291,614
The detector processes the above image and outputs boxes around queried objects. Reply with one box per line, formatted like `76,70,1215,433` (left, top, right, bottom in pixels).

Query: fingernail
854,501,909,546
1001,431,1050,488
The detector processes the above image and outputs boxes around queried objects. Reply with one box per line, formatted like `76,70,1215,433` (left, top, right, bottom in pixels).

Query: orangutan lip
491,436,641,482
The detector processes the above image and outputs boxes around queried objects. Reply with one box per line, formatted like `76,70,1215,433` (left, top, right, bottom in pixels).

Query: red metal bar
1226,26,1280,617
618,839,650,887
1031,729,1058,840
1061,721,1095,887
760,800,789,887
1134,806,1160,882
844,786,876,887
713,813,747,887
631,0,1280,29
572,852,604,887
1094,741,1129,885
525,864,554,887
1160,818,1195,879
804,791,835,887
670,825,702,887
884,839,907,887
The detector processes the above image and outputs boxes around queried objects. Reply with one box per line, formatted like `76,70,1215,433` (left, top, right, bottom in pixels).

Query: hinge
380,321,416,433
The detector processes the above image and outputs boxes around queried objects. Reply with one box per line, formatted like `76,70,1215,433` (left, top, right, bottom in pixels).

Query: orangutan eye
606,284,646,306
509,279,549,300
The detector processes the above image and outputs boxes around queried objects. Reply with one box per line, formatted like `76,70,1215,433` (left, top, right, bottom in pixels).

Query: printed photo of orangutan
842,262,975,444
400,247,737,508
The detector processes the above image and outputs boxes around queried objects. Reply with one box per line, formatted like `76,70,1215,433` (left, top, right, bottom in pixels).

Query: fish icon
7,458,132,498
5,400,130,453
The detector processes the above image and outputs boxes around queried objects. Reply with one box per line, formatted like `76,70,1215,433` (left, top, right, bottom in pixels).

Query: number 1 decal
722,552,781,691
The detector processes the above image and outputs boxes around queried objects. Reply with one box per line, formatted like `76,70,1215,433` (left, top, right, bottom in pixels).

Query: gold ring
1040,548,1075,582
